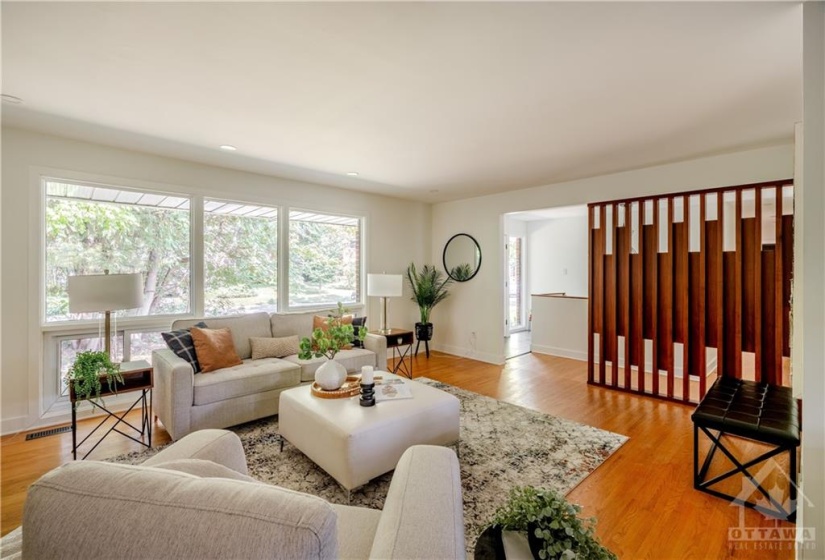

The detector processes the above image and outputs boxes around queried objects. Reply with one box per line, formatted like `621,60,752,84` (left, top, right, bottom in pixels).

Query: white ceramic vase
315,359,347,390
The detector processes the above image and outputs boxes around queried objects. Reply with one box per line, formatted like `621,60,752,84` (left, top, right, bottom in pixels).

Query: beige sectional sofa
3,429,465,559
153,310,388,440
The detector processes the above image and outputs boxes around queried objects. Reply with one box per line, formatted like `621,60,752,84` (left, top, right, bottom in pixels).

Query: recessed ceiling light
219,145,237,151
346,172,359,177
1,94,23,104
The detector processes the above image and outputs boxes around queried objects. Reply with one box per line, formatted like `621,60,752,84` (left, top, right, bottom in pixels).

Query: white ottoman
278,373,460,494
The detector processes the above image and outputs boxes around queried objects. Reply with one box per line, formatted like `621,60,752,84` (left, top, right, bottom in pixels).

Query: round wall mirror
443,233,482,282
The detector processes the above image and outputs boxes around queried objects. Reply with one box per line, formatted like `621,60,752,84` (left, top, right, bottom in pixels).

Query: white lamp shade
67,273,144,313
367,274,403,297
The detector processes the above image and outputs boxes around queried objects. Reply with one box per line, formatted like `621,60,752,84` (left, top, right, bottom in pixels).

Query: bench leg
694,423,798,522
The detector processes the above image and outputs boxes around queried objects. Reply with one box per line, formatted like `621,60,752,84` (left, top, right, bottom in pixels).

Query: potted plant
65,350,123,408
299,303,366,390
405,263,452,354
487,486,616,560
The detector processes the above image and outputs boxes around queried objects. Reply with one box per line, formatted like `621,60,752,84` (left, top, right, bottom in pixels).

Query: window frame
41,176,195,328
285,207,365,310
203,196,281,316
36,173,367,417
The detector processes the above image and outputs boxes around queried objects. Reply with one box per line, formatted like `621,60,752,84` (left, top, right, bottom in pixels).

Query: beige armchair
4,430,465,559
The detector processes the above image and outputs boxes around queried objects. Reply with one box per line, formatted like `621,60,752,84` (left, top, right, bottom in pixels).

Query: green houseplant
405,263,452,353
489,486,616,560
65,350,123,408
299,303,366,390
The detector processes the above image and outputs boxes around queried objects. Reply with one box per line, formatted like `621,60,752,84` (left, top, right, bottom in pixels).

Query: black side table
70,359,153,460
370,328,414,378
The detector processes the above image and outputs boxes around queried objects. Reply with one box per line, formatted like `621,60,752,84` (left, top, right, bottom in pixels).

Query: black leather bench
692,376,800,521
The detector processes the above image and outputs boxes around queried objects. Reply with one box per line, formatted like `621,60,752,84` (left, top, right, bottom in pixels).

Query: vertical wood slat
587,179,792,402
698,195,707,398
782,215,793,358
682,197,690,402
754,189,762,381
666,197,674,399
775,186,784,383
634,202,645,393
588,206,595,384
734,190,743,376
599,205,607,385
652,200,660,396
612,204,619,386
623,205,632,389
716,191,724,378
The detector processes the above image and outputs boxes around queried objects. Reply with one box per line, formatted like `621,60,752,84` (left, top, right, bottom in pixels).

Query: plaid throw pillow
162,321,208,373
352,316,367,347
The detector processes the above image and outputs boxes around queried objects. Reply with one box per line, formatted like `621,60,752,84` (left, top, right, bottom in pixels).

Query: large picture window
204,199,278,315
288,211,361,307
45,180,191,322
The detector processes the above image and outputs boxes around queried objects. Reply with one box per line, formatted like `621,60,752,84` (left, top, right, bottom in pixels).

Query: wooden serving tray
310,375,384,399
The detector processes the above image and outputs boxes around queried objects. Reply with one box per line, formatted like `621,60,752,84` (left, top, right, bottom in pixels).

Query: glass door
507,236,526,332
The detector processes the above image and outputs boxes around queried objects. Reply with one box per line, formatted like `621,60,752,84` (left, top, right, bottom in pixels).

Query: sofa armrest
142,429,248,475
152,348,195,441
363,334,388,371
370,445,465,560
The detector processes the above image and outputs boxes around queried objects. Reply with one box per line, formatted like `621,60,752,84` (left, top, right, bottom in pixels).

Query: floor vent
25,426,72,441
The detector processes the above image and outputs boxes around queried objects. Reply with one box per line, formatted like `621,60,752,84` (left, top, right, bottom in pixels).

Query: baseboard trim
531,345,588,362
1,416,30,437
429,343,504,365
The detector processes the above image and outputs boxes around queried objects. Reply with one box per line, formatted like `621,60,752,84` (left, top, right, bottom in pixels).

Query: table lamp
367,273,402,334
67,271,144,358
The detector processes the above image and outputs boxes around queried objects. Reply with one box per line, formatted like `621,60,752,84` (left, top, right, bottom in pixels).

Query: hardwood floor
1,352,794,559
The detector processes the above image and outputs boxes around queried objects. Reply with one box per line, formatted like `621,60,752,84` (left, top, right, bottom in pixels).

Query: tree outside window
44,181,191,322
288,211,360,306
204,200,278,316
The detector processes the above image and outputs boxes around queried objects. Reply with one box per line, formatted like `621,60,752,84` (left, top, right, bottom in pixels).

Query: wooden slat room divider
587,179,794,404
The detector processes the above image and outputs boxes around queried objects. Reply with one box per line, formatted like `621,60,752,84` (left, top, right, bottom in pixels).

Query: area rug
109,378,628,553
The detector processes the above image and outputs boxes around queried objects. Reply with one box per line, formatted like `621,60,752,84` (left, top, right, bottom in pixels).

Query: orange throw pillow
313,314,353,333
190,327,243,373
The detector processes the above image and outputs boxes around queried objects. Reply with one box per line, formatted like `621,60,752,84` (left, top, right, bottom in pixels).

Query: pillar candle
361,365,374,384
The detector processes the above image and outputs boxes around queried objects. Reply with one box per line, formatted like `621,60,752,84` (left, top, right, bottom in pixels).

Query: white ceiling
1,2,802,203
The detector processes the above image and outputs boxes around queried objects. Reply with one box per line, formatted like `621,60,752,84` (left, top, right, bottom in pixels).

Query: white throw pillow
250,335,301,360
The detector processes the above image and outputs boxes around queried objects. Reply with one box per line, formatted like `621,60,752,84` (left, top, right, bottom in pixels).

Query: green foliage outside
289,221,358,305
204,213,278,315
46,198,190,320
491,486,616,560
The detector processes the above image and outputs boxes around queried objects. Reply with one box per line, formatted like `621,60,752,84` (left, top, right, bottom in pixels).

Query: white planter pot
315,359,347,390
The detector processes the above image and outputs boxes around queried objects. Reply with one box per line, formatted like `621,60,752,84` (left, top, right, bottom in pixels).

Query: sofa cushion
162,321,208,373
282,348,376,382
22,461,338,559
250,335,301,360
330,504,381,560
313,314,353,332
191,327,243,373
173,312,272,360
193,359,301,406
150,459,261,483
270,309,337,338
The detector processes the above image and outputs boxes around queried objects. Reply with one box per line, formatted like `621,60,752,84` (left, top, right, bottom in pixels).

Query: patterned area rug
110,378,627,553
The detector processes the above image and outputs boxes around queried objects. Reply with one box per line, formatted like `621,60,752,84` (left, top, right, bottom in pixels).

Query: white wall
431,143,794,364
1,127,432,434
799,3,825,557
527,215,588,298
